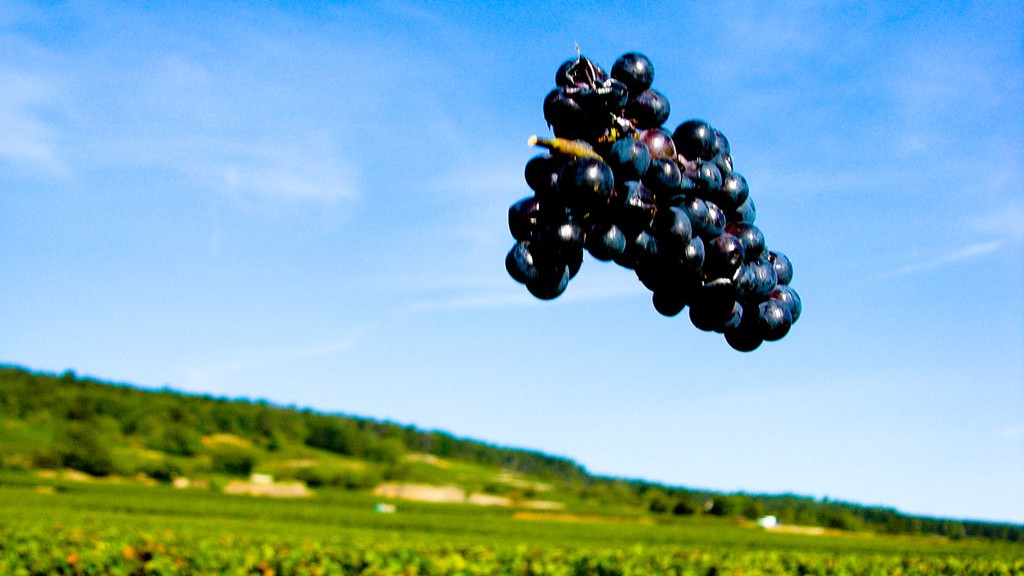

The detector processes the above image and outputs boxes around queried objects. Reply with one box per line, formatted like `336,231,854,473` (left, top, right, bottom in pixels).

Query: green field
2,471,1021,575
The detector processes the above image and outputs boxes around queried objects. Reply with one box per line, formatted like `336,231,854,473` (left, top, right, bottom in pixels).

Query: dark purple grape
558,158,615,212
703,201,727,239
725,323,763,352
639,128,677,159
624,89,670,129
681,234,705,271
652,289,686,317
556,55,606,88
712,129,730,157
716,172,749,210
718,301,743,333
584,220,627,261
524,154,568,200
673,119,717,161
533,221,585,262
616,180,657,235
702,233,745,280
642,158,682,201
574,78,629,113
543,89,590,140
653,206,692,259
735,259,777,302
606,138,651,182
729,195,756,225
508,196,542,241
771,285,802,323
686,160,723,194
506,241,539,284
725,222,766,262
526,264,570,300
689,290,740,332
672,196,709,234
758,299,792,341
614,230,658,270
713,152,733,176
611,52,654,96
768,250,793,285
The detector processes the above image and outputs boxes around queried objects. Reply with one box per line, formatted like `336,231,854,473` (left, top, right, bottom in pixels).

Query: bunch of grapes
505,51,802,352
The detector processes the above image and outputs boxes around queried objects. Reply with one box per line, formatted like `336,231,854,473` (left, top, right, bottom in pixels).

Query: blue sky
2,1,1022,524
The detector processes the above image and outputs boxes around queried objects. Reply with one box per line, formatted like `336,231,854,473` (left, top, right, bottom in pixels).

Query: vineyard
2,472,1021,575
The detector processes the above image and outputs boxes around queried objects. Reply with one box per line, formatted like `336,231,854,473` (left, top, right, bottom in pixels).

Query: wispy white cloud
180,334,361,391
0,69,69,177
881,240,1002,280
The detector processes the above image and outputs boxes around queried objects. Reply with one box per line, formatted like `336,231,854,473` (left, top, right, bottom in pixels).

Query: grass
1,470,1021,574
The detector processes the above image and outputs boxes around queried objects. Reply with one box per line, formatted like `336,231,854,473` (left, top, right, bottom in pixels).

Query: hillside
1,364,1020,542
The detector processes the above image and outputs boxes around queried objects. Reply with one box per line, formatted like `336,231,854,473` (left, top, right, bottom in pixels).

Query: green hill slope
1,364,1020,542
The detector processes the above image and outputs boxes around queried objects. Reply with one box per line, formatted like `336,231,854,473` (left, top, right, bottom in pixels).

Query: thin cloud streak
880,240,1002,280
180,335,361,391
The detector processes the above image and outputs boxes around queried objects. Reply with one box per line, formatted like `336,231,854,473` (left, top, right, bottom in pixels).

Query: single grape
543,89,590,141
606,138,651,182
506,241,539,284
716,172,749,210
526,264,571,300
556,55,607,88
574,78,630,113
611,52,654,96
702,232,745,280
725,323,763,352
508,196,542,241
703,201,727,239
652,206,693,259
673,119,717,161
524,154,568,200
770,285,802,323
614,229,658,270
734,259,777,302
689,289,740,332
616,180,657,235
686,159,723,194
652,289,687,317
758,299,792,341
532,221,585,263
729,195,757,225
712,129,730,157
639,128,677,159
584,220,627,261
767,250,793,285
671,195,710,235
713,152,734,176
642,158,683,203
558,157,615,212
724,222,766,262
681,234,705,271
624,89,671,129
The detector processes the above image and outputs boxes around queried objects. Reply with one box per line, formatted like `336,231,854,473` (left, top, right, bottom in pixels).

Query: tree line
0,364,1019,542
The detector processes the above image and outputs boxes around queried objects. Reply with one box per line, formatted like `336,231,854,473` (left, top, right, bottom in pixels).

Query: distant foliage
1,364,1021,543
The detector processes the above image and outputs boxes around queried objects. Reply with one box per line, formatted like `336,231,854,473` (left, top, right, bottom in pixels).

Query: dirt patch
201,434,252,448
493,472,552,492
374,483,566,510
374,483,465,503
403,453,450,468
223,480,311,498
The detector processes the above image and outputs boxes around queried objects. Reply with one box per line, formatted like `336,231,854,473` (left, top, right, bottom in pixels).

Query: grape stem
528,135,603,160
